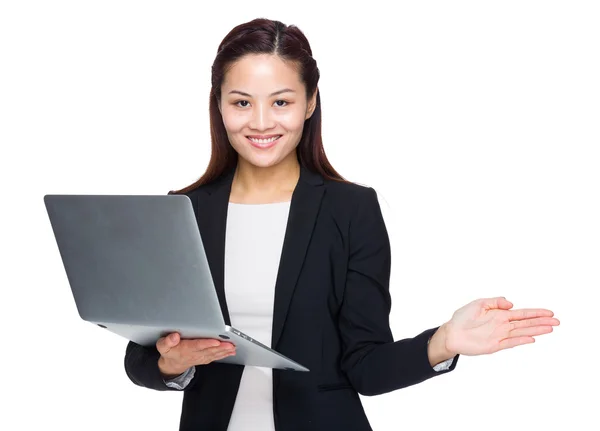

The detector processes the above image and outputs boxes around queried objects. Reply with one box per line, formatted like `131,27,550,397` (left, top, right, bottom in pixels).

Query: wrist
158,356,187,379
427,323,456,367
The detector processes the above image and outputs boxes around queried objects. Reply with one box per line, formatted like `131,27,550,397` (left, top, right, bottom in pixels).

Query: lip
247,135,282,149
246,134,281,139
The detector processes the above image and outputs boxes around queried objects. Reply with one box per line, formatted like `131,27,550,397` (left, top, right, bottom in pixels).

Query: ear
305,88,318,120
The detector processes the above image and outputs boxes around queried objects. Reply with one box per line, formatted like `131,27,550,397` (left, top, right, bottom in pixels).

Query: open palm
444,297,560,356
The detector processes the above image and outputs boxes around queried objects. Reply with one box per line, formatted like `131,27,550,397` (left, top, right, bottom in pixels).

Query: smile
247,135,282,149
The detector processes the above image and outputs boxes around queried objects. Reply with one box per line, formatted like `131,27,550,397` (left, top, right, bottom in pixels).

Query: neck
230,154,300,204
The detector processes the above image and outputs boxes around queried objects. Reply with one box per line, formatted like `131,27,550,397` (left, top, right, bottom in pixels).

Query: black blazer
124,164,459,430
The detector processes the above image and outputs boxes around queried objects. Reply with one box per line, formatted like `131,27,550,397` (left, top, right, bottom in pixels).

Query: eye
233,100,289,108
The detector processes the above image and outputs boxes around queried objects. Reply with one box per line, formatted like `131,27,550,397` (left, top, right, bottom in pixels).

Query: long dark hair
174,18,346,194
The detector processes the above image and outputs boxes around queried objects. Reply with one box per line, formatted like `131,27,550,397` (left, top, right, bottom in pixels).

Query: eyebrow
228,88,296,97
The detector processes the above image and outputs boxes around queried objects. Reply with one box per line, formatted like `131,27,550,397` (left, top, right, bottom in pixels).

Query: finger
510,317,560,330
190,339,222,351
193,341,234,350
212,350,237,362
509,325,554,338
201,344,236,354
156,332,180,354
192,351,234,366
482,297,513,310
509,308,555,321
498,336,535,350
186,345,236,360
217,342,236,352
190,346,236,365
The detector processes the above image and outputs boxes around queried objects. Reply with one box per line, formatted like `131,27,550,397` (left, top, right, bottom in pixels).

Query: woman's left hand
443,297,560,356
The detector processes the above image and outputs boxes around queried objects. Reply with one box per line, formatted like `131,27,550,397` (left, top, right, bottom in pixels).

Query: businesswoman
124,18,560,431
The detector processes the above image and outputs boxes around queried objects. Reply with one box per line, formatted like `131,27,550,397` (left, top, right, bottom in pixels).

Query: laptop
43,194,309,372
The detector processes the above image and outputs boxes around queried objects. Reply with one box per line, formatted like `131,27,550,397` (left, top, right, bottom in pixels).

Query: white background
1,1,598,430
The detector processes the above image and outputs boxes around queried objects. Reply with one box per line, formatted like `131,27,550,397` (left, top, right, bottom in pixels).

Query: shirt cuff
164,366,196,390
432,356,455,372
428,332,456,372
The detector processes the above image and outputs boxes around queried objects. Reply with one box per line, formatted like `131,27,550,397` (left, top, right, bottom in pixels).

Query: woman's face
219,54,316,169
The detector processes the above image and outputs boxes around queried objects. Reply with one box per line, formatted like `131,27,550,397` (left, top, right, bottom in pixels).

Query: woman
124,18,559,431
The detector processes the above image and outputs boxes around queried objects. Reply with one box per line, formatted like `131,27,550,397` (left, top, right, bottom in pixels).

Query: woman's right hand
156,332,236,378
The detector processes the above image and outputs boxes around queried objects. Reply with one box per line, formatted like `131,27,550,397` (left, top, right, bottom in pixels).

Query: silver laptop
43,194,309,372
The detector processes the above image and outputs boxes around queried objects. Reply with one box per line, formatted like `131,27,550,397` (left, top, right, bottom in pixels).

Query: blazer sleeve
124,341,200,391
124,340,223,392
338,187,459,396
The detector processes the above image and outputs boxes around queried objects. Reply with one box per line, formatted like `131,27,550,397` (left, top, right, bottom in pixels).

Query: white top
224,201,291,431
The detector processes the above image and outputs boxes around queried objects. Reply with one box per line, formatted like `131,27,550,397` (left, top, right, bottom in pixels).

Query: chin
244,157,281,169
238,150,294,169
231,137,299,169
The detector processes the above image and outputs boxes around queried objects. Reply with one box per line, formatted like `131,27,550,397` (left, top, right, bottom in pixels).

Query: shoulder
322,180,389,252
322,178,380,210
320,179,386,235
168,180,215,199
167,187,204,202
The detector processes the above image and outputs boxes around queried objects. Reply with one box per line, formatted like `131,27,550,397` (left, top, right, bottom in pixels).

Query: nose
248,102,276,131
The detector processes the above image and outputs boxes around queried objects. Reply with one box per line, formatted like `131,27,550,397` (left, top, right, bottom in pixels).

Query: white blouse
224,201,291,431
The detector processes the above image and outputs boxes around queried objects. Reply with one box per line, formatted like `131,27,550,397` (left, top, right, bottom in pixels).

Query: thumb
168,332,181,345
486,296,513,310
157,332,180,354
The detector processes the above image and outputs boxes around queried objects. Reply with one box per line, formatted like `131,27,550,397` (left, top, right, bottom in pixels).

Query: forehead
222,54,303,92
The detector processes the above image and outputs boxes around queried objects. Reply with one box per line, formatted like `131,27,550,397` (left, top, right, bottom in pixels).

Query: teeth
248,136,280,144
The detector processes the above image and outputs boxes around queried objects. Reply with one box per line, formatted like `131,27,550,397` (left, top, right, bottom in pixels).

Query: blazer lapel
271,166,324,348
195,168,235,325
194,164,325,348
